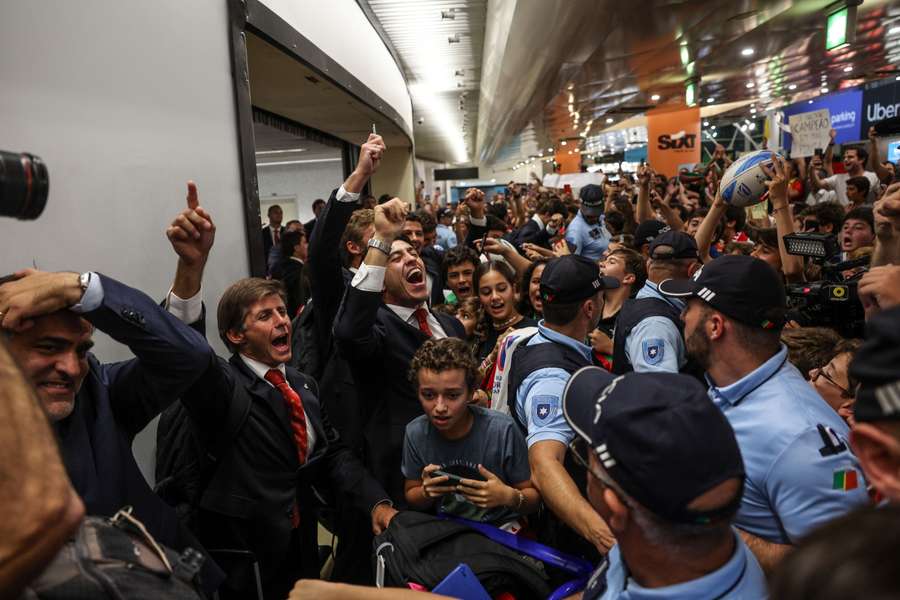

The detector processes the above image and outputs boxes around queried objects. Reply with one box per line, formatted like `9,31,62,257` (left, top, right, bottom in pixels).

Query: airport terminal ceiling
361,0,900,166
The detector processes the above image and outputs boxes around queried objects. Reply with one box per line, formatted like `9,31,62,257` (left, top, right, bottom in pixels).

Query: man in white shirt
811,146,880,206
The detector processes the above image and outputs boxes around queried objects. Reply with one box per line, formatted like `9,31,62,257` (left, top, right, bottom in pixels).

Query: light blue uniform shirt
584,532,768,599
565,210,610,261
708,345,869,544
624,281,686,373
514,321,592,448
435,223,457,250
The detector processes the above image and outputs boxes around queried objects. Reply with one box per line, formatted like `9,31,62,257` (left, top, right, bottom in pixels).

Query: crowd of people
1,127,899,600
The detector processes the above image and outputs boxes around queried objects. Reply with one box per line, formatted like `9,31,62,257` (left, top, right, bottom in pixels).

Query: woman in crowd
517,259,548,322
473,260,537,362
809,338,862,427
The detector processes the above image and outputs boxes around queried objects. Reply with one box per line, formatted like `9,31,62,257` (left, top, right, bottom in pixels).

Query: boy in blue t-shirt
402,338,538,525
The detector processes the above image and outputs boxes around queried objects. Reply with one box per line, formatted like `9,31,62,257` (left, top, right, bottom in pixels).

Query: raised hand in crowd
858,264,900,318
374,197,408,243
166,181,215,299
872,182,900,266
463,187,486,219
0,270,85,331
346,133,386,193
761,156,803,281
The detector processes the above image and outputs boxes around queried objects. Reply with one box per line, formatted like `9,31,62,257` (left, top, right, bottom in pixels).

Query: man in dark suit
401,211,445,306
0,265,215,571
261,204,283,274
278,228,310,318
508,196,567,252
163,184,396,599
334,198,466,505
303,198,326,239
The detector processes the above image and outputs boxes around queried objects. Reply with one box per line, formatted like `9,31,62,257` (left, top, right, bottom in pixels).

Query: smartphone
814,148,823,158
431,470,466,485
478,232,489,257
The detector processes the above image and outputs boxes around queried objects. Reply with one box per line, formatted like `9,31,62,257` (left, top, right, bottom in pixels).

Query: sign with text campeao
861,77,900,135
782,89,863,151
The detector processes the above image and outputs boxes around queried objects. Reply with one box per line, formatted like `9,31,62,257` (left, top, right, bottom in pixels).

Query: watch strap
367,237,392,255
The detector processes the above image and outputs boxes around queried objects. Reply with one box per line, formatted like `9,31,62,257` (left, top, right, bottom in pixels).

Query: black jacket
181,354,389,599
333,285,466,503
279,258,311,319
509,218,552,251
421,245,446,307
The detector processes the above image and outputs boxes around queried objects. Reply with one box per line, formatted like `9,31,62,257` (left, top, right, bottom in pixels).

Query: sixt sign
783,89,863,150
861,78,900,134
656,133,697,150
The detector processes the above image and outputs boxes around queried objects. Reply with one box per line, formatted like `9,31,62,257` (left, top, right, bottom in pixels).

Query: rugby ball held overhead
718,150,781,207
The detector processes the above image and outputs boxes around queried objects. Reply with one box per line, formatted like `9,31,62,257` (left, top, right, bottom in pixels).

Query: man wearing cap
565,184,612,261
435,207,457,250
505,255,619,558
611,230,701,376
561,370,767,599
659,254,869,572
849,306,900,504
633,220,669,259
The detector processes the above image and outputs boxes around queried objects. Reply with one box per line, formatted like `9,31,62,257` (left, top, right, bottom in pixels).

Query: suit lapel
228,355,295,444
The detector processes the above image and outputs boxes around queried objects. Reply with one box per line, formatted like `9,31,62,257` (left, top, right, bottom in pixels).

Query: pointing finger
186,181,199,211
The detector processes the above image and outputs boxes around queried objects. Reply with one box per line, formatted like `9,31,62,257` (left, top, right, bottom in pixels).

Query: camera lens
0,151,49,220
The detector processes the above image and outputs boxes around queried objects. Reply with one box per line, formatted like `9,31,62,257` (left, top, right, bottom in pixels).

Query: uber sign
861,79,900,134
656,133,697,150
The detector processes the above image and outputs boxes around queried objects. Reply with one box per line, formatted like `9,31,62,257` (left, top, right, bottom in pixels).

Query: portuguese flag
832,469,859,491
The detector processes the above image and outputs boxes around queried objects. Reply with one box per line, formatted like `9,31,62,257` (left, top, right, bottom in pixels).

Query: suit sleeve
86,274,217,438
308,188,358,350
333,285,386,363
465,216,488,248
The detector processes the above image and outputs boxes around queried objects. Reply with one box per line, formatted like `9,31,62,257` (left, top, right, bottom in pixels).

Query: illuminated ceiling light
651,94,661,101
821,87,829,94
748,123,756,130
703,120,709,126
408,83,468,163
746,82,755,88
707,97,715,103
568,150,573,155
567,83,575,90
741,47,755,56
788,83,798,90
561,140,567,146
448,33,461,44
843,65,853,72
751,108,757,113
808,100,814,104
547,147,554,152
606,117,614,124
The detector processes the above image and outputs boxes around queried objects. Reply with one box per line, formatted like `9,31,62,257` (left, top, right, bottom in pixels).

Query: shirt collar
637,281,685,310
386,302,428,323
531,213,544,227
536,320,593,362
707,345,789,408
612,531,751,599
240,354,285,387
289,256,304,264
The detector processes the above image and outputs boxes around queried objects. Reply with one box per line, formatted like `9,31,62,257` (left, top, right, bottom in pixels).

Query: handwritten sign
788,109,832,158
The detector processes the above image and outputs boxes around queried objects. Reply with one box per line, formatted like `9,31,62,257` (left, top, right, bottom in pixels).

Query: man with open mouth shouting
334,196,467,506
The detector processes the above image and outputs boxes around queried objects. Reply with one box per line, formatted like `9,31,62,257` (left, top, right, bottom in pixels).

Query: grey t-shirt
402,405,531,524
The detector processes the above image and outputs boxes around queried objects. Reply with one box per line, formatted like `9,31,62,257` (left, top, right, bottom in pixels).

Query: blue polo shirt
583,532,767,599
514,321,593,448
624,281,686,373
708,345,869,544
565,210,611,261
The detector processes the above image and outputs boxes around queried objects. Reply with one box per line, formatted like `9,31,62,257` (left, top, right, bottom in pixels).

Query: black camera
0,150,49,220
782,232,867,338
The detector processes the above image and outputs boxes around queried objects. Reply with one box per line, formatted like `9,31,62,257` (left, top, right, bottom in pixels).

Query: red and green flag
832,469,859,491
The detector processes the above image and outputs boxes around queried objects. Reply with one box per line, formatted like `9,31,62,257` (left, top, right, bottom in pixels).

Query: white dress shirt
351,262,447,338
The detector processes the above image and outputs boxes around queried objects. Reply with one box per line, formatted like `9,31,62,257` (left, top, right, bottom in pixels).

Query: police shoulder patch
532,395,560,426
642,338,665,365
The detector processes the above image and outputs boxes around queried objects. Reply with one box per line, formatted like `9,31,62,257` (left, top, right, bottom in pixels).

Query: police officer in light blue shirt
505,255,619,559
611,230,702,376
565,184,611,261
660,255,869,560
562,369,768,599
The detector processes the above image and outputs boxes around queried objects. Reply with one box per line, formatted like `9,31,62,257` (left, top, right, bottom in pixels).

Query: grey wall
0,1,247,484
256,159,344,224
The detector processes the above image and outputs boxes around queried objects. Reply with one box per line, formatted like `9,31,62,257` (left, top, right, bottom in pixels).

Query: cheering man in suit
334,198,466,505
161,185,397,600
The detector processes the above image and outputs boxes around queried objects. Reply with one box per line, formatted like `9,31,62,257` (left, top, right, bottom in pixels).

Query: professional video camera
0,150,48,220
783,232,867,338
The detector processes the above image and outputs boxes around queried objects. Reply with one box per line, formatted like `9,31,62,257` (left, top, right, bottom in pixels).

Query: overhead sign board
782,89,862,150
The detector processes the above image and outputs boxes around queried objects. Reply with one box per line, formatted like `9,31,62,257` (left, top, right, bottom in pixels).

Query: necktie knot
413,308,433,338
265,368,287,387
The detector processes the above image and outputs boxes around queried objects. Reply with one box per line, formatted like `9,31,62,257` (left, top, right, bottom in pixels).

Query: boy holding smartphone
402,338,539,525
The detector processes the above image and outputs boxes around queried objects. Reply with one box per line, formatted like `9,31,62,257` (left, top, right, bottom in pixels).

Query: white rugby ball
718,150,781,207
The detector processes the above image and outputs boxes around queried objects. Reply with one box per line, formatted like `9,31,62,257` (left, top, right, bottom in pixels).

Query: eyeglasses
812,367,853,399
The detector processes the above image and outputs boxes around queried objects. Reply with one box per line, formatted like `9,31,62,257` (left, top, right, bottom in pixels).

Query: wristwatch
367,237,392,255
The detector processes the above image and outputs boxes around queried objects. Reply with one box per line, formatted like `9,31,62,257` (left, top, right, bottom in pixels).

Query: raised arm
0,340,84,598
868,126,893,183
696,190,727,263
635,165,655,224
763,158,804,282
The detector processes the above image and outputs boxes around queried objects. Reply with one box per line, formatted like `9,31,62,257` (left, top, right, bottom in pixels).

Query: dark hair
408,338,480,391
781,326,843,379
608,248,647,294
770,506,900,600
474,259,517,293
811,202,845,234
834,338,863,394
724,204,746,232
404,212,422,225
536,197,567,217
608,233,636,250
217,278,286,353
285,219,302,229
518,258,550,317
488,202,508,221
443,245,479,281
605,211,625,235
845,176,871,199
377,194,392,205
267,204,282,216
843,145,868,164
842,206,874,232
280,229,305,257
312,198,326,209
485,214,507,233
416,209,437,234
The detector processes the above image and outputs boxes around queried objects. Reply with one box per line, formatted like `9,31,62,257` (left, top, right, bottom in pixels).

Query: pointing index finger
186,181,199,211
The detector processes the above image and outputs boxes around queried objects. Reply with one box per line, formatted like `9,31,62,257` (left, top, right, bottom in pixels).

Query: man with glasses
658,254,869,573
561,369,767,599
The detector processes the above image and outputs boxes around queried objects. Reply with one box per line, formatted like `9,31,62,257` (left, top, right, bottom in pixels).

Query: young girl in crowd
473,260,537,362
517,258,548,321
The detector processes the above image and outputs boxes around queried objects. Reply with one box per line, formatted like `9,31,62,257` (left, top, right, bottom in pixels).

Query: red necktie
413,308,434,337
265,369,308,465
273,227,281,244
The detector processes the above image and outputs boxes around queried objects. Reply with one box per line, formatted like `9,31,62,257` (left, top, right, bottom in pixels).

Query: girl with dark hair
473,260,537,362
517,258,549,321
